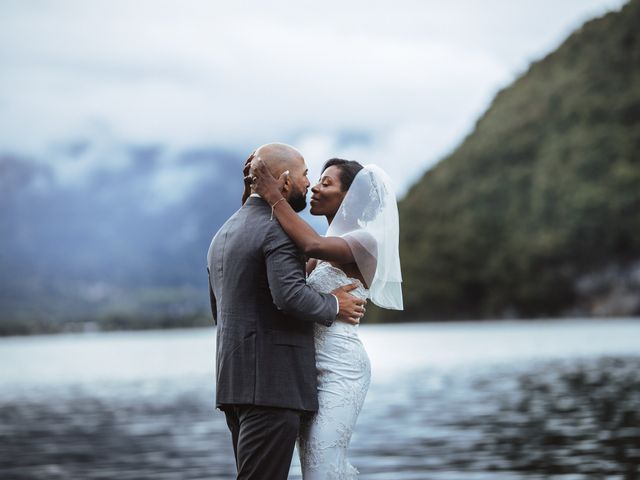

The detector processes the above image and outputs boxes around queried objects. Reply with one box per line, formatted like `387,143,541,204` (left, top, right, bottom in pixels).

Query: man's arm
207,267,217,326
264,227,336,326
264,223,366,325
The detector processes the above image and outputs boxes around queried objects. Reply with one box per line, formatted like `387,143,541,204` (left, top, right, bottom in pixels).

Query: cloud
0,0,628,195
145,160,211,212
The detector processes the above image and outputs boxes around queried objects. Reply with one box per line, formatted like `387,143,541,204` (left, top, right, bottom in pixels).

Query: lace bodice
307,261,369,298
307,261,369,337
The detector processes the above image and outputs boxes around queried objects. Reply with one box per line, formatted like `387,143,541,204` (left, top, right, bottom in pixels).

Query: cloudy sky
0,0,628,195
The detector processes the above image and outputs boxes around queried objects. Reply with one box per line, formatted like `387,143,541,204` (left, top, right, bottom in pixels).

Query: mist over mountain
0,138,244,331
392,0,640,321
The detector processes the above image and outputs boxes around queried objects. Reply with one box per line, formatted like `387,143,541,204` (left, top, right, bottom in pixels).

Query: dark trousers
223,405,303,480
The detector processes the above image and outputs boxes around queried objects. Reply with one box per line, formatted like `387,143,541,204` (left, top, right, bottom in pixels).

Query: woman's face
309,166,347,217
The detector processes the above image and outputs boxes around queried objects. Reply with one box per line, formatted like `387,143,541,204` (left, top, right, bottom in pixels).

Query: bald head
249,142,310,212
252,143,303,178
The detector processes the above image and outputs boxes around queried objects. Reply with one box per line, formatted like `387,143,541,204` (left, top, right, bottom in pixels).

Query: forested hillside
392,1,640,320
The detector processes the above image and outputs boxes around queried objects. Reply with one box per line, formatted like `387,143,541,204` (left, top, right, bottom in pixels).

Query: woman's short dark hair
321,158,364,191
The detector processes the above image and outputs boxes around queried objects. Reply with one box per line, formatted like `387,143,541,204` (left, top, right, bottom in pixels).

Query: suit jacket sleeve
207,267,217,326
264,224,336,326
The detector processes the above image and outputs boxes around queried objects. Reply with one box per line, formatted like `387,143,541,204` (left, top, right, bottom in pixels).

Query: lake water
1,319,639,479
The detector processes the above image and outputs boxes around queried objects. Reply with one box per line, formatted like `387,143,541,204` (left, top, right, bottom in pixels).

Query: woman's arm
250,159,355,263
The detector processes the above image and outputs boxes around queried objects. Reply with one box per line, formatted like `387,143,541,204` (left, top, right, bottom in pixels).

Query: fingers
243,152,255,176
252,157,268,174
244,175,256,189
341,282,358,292
337,304,365,324
242,153,254,204
346,303,366,324
249,157,277,182
341,315,360,325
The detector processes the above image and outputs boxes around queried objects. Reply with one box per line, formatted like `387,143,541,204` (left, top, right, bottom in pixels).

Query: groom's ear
281,172,291,194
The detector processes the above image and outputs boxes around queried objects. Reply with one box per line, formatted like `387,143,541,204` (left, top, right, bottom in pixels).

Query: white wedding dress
298,260,371,479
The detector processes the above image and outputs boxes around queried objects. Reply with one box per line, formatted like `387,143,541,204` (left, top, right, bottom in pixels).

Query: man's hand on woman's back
332,283,366,325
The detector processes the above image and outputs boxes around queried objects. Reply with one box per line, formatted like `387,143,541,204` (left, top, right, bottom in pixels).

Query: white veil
325,164,403,310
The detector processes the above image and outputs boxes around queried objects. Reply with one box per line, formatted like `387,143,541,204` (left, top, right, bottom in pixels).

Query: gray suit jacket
207,196,337,412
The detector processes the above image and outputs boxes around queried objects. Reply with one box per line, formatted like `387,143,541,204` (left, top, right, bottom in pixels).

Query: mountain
391,0,640,320
0,140,245,333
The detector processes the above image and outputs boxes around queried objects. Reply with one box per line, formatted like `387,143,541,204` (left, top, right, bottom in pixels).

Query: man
207,143,366,479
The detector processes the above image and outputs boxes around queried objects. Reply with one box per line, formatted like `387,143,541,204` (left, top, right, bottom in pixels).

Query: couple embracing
207,143,403,479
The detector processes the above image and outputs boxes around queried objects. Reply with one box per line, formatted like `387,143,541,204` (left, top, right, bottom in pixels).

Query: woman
251,157,403,479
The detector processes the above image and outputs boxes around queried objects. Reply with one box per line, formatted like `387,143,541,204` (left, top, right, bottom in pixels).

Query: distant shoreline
0,313,213,338
1,314,637,338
